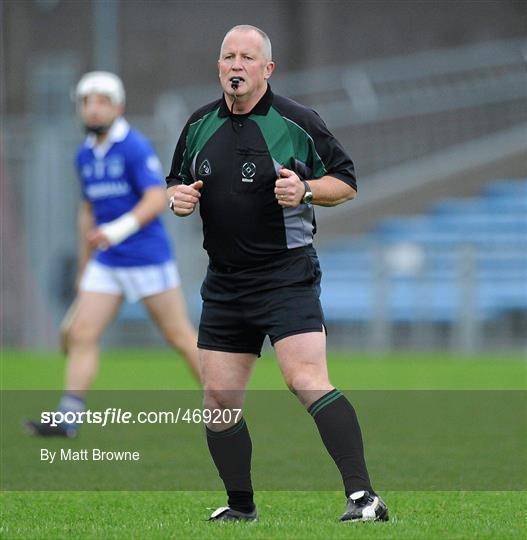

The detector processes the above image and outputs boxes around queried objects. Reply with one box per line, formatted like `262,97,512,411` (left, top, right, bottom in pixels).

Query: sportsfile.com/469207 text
40,408,243,427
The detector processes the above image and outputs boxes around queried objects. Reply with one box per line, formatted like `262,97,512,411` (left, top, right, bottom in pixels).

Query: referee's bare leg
200,350,255,424
274,331,332,406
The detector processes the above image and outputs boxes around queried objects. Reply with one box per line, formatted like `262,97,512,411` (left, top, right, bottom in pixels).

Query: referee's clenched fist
168,180,203,216
274,168,305,207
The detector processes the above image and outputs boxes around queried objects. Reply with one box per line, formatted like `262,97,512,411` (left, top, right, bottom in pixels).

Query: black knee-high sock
308,389,373,497
206,418,255,512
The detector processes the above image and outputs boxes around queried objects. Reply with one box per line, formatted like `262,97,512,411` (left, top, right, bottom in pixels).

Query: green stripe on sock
206,418,246,439
308,389,339,415
309,390,343,418
310,392,343,417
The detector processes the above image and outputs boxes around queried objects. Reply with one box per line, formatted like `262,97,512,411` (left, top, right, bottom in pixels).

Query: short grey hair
221,25,272,62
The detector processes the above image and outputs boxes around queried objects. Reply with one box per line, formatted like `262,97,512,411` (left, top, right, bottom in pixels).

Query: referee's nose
231,54,244,71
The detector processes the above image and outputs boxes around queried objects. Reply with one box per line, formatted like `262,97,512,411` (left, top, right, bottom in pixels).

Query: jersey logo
85,181,130,200
198,159,212,176
81,164,93,178
146,155,162,174
107,156,125,178
242,162,256,183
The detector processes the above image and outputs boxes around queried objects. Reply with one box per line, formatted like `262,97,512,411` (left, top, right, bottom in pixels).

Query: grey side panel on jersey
283,205,315,248
278,158,315,249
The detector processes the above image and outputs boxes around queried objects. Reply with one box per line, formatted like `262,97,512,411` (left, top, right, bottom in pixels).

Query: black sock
308,389,373,497
206,418,255,513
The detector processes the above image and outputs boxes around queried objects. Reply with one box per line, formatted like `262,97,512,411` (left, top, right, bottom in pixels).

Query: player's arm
128,186,167,224
88,187,166,250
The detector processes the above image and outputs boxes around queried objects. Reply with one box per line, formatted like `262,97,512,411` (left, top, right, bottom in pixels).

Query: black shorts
198,246,325,356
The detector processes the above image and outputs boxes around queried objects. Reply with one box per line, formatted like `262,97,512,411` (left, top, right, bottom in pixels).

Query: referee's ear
264,61,275,80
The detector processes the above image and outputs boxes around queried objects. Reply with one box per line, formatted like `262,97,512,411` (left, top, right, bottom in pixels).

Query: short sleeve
128,138,165,194
305,109,357,190
166,119,193,187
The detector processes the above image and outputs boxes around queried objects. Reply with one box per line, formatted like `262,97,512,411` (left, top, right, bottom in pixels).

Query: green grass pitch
1,348,526,539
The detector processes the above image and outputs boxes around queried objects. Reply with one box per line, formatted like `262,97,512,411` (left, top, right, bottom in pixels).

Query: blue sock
57,393,85,431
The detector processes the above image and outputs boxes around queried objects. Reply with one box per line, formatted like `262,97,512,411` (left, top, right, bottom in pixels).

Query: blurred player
26,71,200,437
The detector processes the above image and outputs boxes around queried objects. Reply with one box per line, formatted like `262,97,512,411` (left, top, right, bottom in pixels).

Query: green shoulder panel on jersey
250,107,295,168
252,106,327,178
282,114,327,178
186,108,227,164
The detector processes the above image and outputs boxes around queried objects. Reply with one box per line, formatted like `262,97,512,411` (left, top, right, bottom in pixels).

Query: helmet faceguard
74,71,125,135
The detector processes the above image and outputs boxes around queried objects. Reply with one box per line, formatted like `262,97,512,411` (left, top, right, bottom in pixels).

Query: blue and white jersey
76,117,172,267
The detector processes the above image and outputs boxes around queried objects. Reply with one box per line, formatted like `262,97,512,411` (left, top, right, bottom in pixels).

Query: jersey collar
218,84,273,118
85,116,130,155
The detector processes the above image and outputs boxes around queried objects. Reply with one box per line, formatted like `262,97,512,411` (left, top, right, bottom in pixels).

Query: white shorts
79,260,181,303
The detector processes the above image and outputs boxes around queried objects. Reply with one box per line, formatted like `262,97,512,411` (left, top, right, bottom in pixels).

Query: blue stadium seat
483,179,527,198
431,198,527,216
318,179,527,324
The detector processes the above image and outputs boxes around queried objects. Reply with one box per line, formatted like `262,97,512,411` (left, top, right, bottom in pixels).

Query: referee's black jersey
166,85,356,270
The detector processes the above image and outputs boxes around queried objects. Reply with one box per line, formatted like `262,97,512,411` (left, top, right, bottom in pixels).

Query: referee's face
218,29,274,102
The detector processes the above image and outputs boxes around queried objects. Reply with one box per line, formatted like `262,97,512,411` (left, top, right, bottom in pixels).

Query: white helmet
75,71,125,105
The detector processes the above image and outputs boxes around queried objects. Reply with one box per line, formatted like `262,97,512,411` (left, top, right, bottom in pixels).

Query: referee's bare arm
275,168,356,208
305,175,356,206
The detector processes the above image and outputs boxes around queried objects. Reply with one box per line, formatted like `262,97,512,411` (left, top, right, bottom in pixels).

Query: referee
167,25,388,523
